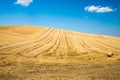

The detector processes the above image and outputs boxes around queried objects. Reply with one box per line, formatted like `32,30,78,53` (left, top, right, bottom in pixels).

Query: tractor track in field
0,26,120,80
0,26,120,57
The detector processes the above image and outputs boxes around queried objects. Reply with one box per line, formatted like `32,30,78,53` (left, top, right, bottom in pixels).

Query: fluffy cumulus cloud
84,5,113,13
15,0,33,7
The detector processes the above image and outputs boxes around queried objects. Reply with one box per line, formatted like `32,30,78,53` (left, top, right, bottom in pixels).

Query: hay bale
107,52,113,57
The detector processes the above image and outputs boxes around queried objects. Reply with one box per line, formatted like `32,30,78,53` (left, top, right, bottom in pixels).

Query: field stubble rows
0,26,120,80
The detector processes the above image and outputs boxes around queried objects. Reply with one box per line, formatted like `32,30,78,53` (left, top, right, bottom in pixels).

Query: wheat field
0,26,120,80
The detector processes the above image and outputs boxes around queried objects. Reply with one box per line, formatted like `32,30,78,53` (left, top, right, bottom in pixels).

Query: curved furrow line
99,35,120,41
89,38,120,48
89,39,106,50
82,34,108,52
66,31,75,49
20,29,57,55
20,29,56,52
68,32,80,49
0,29,54,54
63,30,71,51
82,34,115,53
47,30,61,56
81,33,102,53
77,33,92,53
56,30,72,55
93,35,120,47
61,30,67,51
92,39,120,52
72,33,88,53
53,30,63,56
21,44,51,57
77,33,89,48
0,41,42,53
75,33,85,48
71,32,87,54
96,35,120,45
98,39,120,48
56,30,64,56
0,28,52,50
66,32,81,49
61,30,77,55
64,31,72,49
59,30,70,55
0,40,35,51
39,30,61,56
0,29,52,49
83,38,108,53
36,28,53,40
91,39,120,53
17,28,55,52
0,30,29,38
93,38,120,50
22,29,59,57
64,31,70,49
53,30,64,56
62,31,81,55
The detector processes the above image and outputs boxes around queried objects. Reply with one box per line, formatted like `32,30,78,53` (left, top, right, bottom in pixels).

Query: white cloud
84,5,113,13
96,7,113,13
85,5,100,12
15,0,33,7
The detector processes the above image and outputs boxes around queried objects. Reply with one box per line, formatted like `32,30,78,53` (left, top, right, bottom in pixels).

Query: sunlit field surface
0,26,120,80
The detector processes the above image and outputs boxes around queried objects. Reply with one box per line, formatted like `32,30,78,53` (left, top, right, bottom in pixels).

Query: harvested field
0,26,120,80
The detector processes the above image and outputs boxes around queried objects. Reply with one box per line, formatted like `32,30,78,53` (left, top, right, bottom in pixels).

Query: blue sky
0,0,120,36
